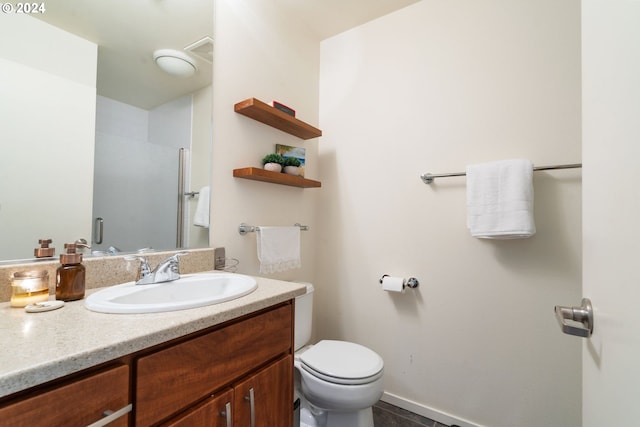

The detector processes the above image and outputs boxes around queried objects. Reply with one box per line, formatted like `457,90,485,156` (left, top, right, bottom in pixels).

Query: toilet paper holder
379,274,419,289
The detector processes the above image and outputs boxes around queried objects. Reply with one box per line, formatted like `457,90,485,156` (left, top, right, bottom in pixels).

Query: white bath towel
193,186,210,228
257,226,302,274
466,159,536,239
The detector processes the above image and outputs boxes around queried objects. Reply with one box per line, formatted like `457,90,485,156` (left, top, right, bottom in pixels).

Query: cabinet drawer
0,364,130,427
136,303,292,426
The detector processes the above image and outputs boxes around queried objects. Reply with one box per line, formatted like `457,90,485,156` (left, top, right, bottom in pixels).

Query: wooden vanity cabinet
0,363,130,427
0,301,294,427
136,303,294,427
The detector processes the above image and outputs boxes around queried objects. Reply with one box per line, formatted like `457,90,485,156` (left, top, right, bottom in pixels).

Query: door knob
554,298,593,338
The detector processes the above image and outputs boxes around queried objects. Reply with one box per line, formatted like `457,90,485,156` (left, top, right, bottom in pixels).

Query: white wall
317,1,582,427
211,0,320,280
0,14,96,259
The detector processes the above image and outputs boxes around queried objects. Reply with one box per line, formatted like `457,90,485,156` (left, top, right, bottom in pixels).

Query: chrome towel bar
420,162,582,184
238,223,309,235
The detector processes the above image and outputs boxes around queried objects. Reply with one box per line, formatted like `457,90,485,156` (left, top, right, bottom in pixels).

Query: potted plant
282,156,302,176
262,153,284,173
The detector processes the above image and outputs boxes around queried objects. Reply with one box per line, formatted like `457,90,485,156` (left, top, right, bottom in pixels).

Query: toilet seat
299,340,384,385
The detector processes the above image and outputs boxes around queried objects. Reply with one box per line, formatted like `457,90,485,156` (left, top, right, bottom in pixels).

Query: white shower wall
93,95,192,252
317,1,582,427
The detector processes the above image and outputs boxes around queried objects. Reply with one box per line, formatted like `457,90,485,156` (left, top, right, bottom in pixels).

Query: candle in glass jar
11,270,50,307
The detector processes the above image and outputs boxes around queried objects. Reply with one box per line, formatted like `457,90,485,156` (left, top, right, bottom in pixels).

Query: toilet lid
299,340,384,384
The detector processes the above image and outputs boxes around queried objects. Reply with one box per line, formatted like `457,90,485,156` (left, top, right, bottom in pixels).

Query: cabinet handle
244,388,255,427
220,402,232,427
86,403,132,427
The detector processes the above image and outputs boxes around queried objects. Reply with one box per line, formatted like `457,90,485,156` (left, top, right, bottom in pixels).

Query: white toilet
294,283,384,427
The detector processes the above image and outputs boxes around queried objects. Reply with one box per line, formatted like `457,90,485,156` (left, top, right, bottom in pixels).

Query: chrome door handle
244,388,255,427
86,404,132,427
554,298,593,338
94,217,104,244
220,402,232,427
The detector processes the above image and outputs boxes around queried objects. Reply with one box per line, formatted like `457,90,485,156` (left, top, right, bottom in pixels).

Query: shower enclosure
92,93,210,253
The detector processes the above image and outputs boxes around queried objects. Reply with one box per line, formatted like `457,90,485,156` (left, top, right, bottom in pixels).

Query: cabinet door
136,304,292,426
161,389,234,427
234,356,293,427
0,364,130,427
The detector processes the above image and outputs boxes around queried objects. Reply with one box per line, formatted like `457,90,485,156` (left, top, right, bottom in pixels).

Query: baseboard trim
381,392,484,427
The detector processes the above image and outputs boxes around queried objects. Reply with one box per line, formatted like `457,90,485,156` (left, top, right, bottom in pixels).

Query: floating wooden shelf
233,167,321,188
234,98,322,140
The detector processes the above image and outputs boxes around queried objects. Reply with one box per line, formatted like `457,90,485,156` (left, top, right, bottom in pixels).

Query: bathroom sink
84,273,257,314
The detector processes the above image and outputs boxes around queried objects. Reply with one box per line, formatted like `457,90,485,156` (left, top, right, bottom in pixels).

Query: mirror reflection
0,0,213,261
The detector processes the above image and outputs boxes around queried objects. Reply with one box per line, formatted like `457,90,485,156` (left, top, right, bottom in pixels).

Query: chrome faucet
126,252,188,285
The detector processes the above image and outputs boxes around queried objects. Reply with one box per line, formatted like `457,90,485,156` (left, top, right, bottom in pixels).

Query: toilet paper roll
381,276,404,293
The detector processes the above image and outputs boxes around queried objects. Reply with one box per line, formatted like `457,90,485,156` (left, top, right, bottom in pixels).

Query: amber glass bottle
56,243,86,301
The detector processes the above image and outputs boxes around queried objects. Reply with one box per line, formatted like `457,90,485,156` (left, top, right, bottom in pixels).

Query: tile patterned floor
373,401,449,427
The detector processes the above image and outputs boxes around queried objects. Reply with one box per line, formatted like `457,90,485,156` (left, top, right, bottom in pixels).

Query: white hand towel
466,159,536,239
257,226,302,274
193,186,210,228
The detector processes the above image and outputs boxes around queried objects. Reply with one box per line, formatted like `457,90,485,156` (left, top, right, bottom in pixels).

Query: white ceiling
35,0,419,110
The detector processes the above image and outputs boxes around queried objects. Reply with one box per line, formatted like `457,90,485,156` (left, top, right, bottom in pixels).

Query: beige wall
210,0,320,281
316,1,582,427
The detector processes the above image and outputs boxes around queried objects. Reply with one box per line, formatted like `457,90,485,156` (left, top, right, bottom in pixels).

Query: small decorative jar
283,165,300,176
264,162,283,173
11,270,50,307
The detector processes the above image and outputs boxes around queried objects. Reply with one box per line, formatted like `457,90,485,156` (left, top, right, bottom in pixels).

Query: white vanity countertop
0,273,306,399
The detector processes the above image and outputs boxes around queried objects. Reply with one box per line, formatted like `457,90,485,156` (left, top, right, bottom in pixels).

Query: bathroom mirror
0,0,213,261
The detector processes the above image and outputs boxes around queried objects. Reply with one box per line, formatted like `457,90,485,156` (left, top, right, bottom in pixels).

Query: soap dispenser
56,243,86,301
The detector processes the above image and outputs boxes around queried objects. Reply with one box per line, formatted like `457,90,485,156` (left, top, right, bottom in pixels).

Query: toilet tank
294,283,314,351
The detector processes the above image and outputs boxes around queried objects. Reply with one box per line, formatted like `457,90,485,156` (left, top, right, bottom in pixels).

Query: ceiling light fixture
153,49,197,78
